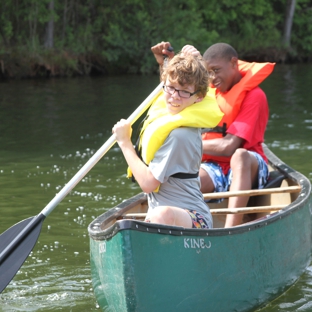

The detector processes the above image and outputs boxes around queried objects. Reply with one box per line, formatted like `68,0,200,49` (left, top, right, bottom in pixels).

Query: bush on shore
1,0,311,79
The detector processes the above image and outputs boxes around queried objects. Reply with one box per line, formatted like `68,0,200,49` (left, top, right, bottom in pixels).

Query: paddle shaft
0,82,163,266
41,82,163,217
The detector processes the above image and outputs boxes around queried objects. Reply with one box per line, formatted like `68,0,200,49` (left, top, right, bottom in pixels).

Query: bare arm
202,133,244,157
112,119,160,193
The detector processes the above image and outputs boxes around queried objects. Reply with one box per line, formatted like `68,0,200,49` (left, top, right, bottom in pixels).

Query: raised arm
151,41,174,66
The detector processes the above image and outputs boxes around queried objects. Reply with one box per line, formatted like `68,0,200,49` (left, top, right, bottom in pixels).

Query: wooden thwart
121,185,300,219
123,205,285,218
210,205,284,215
203,185,301,200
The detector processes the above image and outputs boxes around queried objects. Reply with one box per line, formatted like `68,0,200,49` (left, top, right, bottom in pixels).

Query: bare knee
231,148,250,166
148,206,192,228
149,206,174,225
230,149,259,187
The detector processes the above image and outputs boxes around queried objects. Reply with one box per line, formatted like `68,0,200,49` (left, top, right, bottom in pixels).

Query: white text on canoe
184,238,211,249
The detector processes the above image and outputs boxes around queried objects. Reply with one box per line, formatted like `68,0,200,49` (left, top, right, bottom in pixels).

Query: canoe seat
243,171,287,223
264,171,285,189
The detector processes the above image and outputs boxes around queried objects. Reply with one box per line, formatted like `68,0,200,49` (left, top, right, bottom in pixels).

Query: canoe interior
95,164,301,231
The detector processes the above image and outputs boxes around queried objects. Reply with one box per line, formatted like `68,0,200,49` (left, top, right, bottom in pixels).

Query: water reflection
0,67,312,311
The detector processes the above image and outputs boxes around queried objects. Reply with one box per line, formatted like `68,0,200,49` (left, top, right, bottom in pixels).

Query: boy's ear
231,56,238,68
194,96,203,103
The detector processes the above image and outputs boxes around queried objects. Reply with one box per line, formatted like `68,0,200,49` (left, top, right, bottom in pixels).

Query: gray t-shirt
147,127,212,228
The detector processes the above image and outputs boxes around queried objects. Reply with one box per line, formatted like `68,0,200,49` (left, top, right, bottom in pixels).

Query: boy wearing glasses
112,53,223,229
152,42,274,228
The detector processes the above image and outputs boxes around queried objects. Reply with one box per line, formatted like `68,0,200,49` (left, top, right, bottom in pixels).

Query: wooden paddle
0,82,164,293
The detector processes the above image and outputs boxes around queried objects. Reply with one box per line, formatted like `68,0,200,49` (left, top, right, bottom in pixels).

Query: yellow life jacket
201,60,275,164
127,90,223,187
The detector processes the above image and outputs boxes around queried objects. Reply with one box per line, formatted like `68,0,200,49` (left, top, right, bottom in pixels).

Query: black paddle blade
0,215,44,293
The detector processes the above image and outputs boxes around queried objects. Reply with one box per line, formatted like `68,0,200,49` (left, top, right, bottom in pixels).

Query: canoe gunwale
88,144,311,241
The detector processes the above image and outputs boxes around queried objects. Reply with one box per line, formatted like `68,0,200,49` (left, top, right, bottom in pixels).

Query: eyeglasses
163,85,199,99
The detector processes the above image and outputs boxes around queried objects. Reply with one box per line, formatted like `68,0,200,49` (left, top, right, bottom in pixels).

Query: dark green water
0,65,311,311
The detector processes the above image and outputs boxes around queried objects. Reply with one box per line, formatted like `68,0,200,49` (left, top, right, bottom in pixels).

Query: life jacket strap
171,172,199,179
201,122,227,137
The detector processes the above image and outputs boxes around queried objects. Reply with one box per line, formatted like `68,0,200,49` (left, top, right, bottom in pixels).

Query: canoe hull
89,146,312,312
90,204,311,312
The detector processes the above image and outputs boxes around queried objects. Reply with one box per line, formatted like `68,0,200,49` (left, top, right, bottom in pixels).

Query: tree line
0,0,311,78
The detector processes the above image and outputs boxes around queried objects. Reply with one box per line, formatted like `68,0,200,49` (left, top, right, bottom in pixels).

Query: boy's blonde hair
161,53,208,98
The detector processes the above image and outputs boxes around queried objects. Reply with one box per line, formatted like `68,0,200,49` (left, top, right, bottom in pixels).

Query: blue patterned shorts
185,210,210,229
200,151,269,203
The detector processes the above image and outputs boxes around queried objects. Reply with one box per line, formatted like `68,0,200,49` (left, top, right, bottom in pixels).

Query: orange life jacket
201,60,275,164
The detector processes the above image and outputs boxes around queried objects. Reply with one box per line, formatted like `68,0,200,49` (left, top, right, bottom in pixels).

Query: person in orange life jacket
112,53,223,229
151,42,274,228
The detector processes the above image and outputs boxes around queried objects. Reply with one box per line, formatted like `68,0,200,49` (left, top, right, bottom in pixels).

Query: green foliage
291,0,312,57
199,0,284,54
99,0,219,73
0,0,311,77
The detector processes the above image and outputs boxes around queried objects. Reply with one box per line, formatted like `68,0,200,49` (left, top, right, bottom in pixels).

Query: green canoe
88,145,312,312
